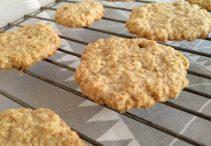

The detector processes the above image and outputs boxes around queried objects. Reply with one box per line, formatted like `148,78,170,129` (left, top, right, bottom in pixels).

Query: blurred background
0,0,53,27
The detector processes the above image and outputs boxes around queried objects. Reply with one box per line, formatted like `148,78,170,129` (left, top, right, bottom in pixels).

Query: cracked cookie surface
75,37,189,112
0,23,61,69
55,0,104,28
126,0,211,42
0,108,86,146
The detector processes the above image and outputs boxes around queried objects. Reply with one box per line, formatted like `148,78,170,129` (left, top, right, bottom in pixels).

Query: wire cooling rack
0,0,211,146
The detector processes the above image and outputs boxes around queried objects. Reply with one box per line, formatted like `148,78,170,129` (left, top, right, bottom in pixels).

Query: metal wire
22,69,207,146
43,58,211,122
0,89,102,146
17,16,211,82
64,0,211,13
0,89,35,109
1,0,211,146
0,1,58,32
10,22,211,146
26,15,211,59
0,2,103,146
11,23,211,119
10,17,211,128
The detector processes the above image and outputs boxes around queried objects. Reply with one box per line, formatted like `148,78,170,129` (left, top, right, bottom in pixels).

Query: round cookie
0,23,61,69
55,0,104,28
188,0,211,10
126,0,211,42
0,108,86,146
75,37,189,112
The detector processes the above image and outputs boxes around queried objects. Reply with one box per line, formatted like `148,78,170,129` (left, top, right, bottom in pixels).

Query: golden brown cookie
0,23,61,69
75,37,189,112
126,0,211,42
0,108,86,146
188,0,211,10
55,0,104,28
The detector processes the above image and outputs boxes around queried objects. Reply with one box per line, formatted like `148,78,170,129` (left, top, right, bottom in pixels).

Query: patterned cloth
0,0,210,146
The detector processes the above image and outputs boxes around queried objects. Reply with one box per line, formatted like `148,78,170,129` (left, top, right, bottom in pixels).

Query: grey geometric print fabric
0,0,210,146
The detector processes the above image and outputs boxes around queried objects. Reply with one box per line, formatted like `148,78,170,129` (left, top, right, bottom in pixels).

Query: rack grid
0,0,210,146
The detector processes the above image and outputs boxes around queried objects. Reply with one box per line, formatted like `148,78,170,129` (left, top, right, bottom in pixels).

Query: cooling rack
0,0,210,146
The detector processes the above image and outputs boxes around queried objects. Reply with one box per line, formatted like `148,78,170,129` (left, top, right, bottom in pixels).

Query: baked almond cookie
126,0,211,42
188,0,211,10
55,0,104,28
75,37,189,112
0,108,86,146
0,23,61,69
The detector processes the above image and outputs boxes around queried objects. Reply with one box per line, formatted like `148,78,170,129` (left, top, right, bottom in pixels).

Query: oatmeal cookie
0,23,61,69
55,0,104,27
0,108,86,146
75,37,189,112
126,0,211,41
188,0,211,10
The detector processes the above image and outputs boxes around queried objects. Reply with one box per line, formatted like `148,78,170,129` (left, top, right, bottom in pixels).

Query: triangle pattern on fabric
79,100,99,107
97,117,140,146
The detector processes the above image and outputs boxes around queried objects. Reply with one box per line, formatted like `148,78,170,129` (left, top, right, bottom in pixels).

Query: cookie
55,0,104,28
75,37,189,112
0,23,61,69
0,108,86,146
188,0,211,10
126,0,211,42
